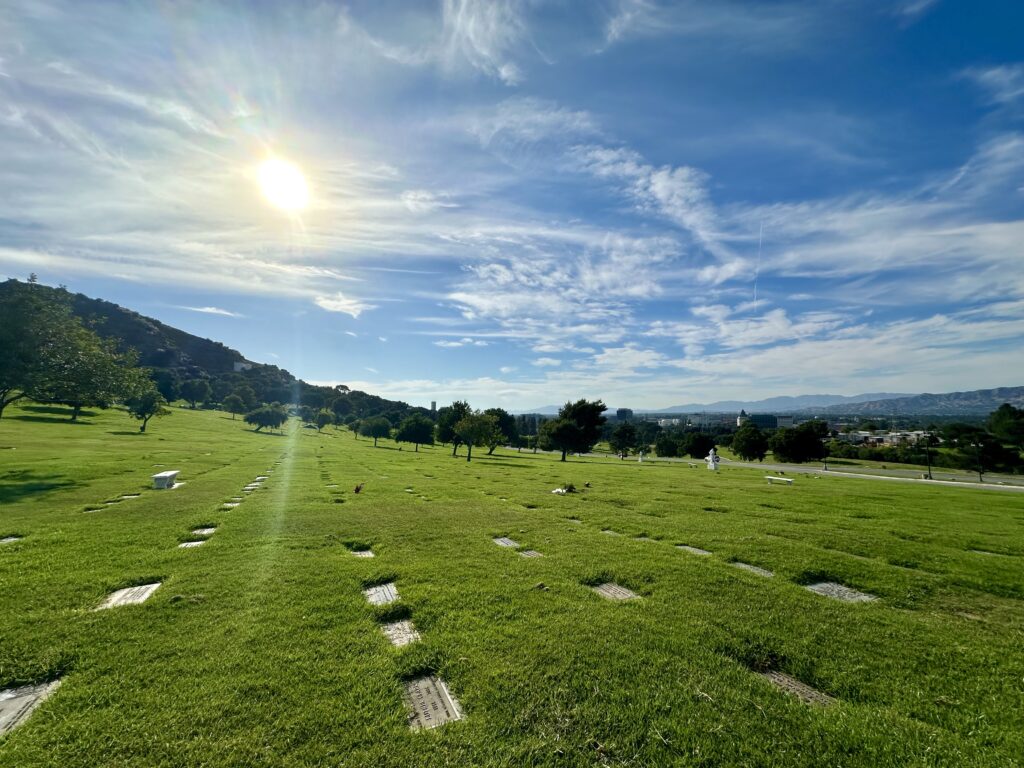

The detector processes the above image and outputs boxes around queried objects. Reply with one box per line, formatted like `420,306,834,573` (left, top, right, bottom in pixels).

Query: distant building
776,415,795,428
746,414,778,430
430,401,436,413
657,418,681,427
736,409,748,427
616,408,634,421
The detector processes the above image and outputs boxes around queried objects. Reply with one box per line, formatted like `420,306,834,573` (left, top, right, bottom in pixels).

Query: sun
258,157,309,211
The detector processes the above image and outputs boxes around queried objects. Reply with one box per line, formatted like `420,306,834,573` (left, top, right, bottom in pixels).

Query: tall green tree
732,423,769,462
988,403,1024,450
30,323,137,422
609,422,638,456
681,432,716,459
396,414,435,452
483,407,517,454
539,399,608,461
0,278,75,418
316,409,333,432
222,394,245,420
454,412,500,462
180,379,211,409
437,400,472,456
360,416,392,447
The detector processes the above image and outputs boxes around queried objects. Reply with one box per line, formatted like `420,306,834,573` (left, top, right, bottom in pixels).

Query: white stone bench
765,476,793,485
152,470,180,489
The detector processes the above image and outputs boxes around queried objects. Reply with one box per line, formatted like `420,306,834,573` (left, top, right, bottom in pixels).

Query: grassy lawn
1,403,1023,766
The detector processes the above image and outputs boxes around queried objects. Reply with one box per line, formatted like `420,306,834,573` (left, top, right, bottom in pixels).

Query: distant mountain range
660,393,911,413
520,388,1024,417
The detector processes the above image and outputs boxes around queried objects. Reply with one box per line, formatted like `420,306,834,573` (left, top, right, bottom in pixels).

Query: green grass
1,403,1023,766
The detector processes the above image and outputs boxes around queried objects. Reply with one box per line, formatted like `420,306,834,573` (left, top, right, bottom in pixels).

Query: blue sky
1,0,1022,410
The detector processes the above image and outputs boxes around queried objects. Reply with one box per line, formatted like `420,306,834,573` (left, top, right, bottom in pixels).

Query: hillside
661,393,910,413
1,278,427,422
813,387,1024,416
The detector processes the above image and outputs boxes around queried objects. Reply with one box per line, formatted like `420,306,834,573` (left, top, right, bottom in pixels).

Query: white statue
705,447,720,471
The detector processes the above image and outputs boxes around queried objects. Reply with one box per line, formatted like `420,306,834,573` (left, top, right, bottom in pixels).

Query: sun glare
258,157,309,211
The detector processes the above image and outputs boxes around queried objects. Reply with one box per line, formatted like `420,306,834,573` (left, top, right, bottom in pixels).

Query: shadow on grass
21,405,99,418
9,414,94,425
0,469,81,503
107,430,148,436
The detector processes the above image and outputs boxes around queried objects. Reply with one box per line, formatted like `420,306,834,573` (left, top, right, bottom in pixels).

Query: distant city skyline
2,1,1022,410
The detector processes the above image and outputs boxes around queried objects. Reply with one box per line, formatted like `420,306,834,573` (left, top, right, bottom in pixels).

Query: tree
769,423,827,463
654,433,679,457
180,379,211,410
151,369,181,403
360,416,392,447
126,385,170,433
679,432,715,459
210,379,232,404
244,405,288,433
454,412,500,462
988,403,1024,450
349,418,362,438
538,399,607,461
732,423,769,462
609,423,637,456
222,394,245,420
437,400,472,456
316,409,333,432
331,396,352,419
396,414,435,451
0,279,75,418
483,407,517,454
233,385,258,410
30,323,137,422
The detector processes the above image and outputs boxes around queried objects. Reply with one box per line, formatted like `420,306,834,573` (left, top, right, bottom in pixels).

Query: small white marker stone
0,679,62,737
254,476,268,481
192,527,216,536
381,620,420,647
178,540,205,549
760,671,834,706
493,537,519,548
805,582,877,602
223,503,239,509
602,530,621,536
364,583,399,605
121,494,140,499
403,676,463,730
592,582,639,600
97,582,161,610
1,536,22,544
732,562,773,577
519,550,543,558
351,550,375,558
677,545,711,555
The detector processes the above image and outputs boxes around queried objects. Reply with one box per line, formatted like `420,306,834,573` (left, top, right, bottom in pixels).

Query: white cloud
441,0,528,85
532,357,562,367
499,365,517,373
176,305,243,318
962,64,1024,106
401,189,460,213
314,292,376,318
345,331,358,337
433,336,489,348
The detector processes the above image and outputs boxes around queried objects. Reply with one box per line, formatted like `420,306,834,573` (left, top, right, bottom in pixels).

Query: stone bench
152,470,180,489
765,476,793,485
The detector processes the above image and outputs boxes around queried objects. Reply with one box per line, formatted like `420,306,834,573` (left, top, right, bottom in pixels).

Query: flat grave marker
178,540,205,549
97,582,161,610
222,503,239,509
1,536,22,544
192,527,216,536
0,679,62,737
761,671,834,706
351,549,375,558
403,676,463,730
519,550,543,558
381,620,420,647
677,545,712,556
493,537,519,548
121,494,141,499
805,582,877,603
602,529,622,536
364,582,399,605
732,562,773,577
592,582,640,601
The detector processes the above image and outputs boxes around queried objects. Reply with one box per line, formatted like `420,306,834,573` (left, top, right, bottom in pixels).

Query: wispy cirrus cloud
314,292,377,318
176,305,244,318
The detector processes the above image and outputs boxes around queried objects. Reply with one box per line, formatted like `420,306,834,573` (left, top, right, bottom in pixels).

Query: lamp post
971,441,983,483
923,432,932,480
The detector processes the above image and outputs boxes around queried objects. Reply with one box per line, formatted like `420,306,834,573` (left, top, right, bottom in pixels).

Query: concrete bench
765,476,793,485
152,470,180,489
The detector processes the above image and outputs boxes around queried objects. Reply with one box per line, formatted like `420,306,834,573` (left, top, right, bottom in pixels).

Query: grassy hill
1,405,1022,766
